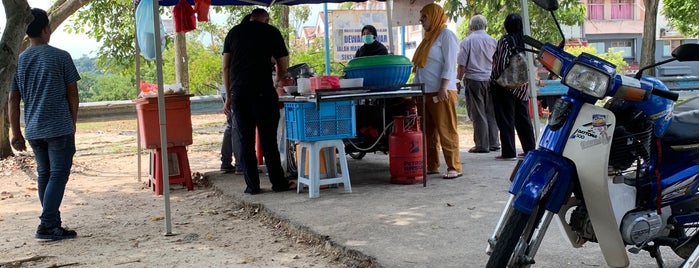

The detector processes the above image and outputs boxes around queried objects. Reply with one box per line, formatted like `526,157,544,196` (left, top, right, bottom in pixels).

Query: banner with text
331,10,388,62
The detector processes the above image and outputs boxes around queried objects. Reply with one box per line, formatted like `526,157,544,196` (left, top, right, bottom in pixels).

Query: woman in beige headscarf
412,3,462,179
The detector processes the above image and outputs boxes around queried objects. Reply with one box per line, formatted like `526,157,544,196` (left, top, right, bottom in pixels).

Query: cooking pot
287,63,314,79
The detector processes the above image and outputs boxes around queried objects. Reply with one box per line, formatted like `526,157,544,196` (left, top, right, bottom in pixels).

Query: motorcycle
485,0,699,267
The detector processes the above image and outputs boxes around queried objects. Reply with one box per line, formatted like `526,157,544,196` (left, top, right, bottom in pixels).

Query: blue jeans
221,92,243,170
28,134,76,229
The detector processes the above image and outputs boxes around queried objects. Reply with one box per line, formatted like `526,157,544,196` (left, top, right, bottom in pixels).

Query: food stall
278,55,427,188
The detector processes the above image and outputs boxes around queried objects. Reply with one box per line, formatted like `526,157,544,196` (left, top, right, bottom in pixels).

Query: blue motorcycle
486,0,699,267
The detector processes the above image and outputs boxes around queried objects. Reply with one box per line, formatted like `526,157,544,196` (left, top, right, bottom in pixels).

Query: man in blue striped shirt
9,8,81,241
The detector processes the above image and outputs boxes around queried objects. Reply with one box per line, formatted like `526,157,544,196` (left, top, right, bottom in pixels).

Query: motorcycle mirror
532,0,559,11
672,44,699,62
533,0,565,47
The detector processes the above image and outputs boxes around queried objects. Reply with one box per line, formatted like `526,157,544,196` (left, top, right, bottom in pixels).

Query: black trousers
491,85,537,158
231,92,287,193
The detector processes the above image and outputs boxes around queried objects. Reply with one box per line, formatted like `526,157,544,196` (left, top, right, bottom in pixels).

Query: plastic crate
285,101,356,141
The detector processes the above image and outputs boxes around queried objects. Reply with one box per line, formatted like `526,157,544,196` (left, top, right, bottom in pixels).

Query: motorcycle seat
663,96,699,147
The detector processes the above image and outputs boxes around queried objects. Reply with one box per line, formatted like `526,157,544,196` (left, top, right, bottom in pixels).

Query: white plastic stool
296,139,351,198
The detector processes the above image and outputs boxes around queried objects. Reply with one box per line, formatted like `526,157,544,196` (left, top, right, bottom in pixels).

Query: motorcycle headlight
562,63,610,98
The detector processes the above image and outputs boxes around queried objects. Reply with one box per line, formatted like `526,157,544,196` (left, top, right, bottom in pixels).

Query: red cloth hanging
173,0,196,33
194,0,211,22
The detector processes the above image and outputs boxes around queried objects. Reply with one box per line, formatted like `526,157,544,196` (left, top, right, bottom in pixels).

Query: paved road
207,150,685,267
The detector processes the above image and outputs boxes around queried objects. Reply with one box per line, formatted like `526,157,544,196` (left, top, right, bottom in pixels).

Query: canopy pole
400,25,405,56
151,0,174,236
386,0,394,54
323,3,331,75
135,12,142,184
521,0,542,139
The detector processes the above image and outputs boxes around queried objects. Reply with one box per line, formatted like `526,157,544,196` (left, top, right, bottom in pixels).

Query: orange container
296,143,336,178
135,94,193,149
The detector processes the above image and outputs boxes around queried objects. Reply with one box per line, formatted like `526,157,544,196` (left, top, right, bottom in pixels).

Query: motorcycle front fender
510,150,575,215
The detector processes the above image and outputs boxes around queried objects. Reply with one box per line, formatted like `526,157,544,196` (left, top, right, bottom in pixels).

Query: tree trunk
174,32,190,92
641,0,658,76
0,0,32,159
1,0,93,159
281,6,290,43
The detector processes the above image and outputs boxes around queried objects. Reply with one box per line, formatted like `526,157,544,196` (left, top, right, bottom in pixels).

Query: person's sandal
468,147,489,153
273,181,297,192
442,170,463,179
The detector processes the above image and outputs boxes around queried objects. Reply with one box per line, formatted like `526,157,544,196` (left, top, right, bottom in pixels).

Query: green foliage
160,39,222,96
77,71,137,102
456,19,469,40
69,2,313,99
67,0,138,74
77,72,98,102
662,0,699,38
338,3,353,10
289,37,343,76
290,5,311,38
442,0,585,44
89,74,138,101
564,46,628,73
74,55,100,74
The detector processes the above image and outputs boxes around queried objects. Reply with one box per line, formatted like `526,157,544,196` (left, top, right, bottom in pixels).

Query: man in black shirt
222,8,292,194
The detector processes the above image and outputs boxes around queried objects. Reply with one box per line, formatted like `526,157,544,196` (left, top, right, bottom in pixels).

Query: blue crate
285,100,356,141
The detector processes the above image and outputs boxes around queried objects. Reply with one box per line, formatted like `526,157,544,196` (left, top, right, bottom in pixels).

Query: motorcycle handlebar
652,88,679,101
524,35,544,50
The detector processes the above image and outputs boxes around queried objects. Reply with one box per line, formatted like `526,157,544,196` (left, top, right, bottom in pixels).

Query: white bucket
297,78,311,94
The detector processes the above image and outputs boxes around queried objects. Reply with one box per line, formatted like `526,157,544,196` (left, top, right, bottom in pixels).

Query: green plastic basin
345,55,412,69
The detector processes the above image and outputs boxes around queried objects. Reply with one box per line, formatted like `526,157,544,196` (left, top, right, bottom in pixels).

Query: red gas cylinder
389,116,424,184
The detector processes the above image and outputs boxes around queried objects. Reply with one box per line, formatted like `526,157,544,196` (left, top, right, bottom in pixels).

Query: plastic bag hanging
194,0,211,22
173,0,197,33
135,0,166,61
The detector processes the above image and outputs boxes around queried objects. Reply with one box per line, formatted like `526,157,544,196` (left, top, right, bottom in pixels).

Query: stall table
279,83,427,187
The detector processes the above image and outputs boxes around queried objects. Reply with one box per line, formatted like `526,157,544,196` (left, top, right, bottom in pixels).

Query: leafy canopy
662,0,699,38
442,0,585,44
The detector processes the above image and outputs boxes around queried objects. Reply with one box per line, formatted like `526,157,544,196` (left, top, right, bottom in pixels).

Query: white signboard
331,10,388,62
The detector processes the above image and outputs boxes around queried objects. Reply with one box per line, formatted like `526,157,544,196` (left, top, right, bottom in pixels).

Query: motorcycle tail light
563,63,610,98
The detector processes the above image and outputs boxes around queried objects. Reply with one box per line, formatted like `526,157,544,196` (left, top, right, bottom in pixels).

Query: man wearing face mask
354,25,388,58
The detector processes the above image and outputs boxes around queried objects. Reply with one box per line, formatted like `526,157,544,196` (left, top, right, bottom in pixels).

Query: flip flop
273,181,297,192
443,170,463,179
426,171,440,175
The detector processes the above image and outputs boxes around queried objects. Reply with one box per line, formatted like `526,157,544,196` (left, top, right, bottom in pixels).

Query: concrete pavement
206,148,684,267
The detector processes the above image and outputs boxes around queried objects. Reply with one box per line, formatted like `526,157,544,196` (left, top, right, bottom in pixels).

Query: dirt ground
0,114,349,268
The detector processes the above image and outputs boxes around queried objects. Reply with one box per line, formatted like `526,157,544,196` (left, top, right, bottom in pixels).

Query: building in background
581,0,698,76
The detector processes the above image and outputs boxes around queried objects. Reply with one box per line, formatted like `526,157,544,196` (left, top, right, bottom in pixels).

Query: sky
0,1,100,58
0,2,332,59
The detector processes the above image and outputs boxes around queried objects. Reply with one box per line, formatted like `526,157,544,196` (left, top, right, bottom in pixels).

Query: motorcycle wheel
349,152,366,160
671,223,699,259
486,206,545,268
